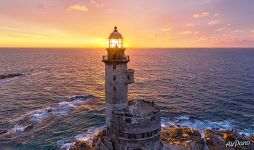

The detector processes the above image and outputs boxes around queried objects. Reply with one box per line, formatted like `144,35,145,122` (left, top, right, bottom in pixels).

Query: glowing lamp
109,26,123,48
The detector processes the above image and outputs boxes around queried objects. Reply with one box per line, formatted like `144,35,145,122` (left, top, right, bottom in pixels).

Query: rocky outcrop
161,127,253,150
161,127,204,150
204,129,253,150
69,127,253,150
70,141,92,150
0,73,23,80
69,129,113,150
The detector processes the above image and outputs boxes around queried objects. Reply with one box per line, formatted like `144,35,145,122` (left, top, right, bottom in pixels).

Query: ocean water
0,48,254,149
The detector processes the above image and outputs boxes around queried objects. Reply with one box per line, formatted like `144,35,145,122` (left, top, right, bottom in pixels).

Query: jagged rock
161,127,204,150
250,136,254,142
0,73,23,80
94,136,113,150
69,130,112,150
93,130,113,150
205,129,253,150
68,128,253,150
92,129,106,147
205,130,229,150
70,141,92,150
24,125,33,132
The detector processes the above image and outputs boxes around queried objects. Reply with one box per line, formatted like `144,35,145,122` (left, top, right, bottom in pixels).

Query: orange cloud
67,4,88,12
208,19,220,25
193,12,210,18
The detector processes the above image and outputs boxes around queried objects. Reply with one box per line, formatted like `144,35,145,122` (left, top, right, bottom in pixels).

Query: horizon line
1,46,254,49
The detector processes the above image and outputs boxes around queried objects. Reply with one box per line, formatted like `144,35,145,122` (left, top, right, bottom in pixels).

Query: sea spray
57,126,105,150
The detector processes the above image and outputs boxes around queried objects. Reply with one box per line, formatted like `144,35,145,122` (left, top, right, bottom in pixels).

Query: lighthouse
102,26,134,130
101,27,161,150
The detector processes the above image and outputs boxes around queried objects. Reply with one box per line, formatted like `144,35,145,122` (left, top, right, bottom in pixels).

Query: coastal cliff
68,127,254,150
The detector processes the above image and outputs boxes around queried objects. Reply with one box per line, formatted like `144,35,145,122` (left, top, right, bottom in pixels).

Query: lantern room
109,26,123,48
103,26,128,61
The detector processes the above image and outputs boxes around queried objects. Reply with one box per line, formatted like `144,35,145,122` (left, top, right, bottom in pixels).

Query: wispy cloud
67,4,88,12
208,19,220,25
90,0,104,8
215,24,232,32
193,12,210,18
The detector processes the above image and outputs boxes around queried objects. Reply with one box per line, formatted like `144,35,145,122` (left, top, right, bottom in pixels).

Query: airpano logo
226,140,251,147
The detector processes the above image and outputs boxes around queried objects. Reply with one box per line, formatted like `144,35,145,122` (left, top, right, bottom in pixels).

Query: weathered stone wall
105,62,129,128
110,103,161,150
118,135,161,150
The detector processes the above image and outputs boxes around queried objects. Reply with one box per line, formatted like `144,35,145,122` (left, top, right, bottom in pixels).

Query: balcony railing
102,55,130,62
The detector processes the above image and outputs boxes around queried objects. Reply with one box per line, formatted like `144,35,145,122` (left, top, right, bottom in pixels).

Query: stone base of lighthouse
94,100,161,150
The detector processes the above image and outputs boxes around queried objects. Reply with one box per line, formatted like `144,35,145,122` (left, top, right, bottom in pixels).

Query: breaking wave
161,115,253,137
57,126,105,150
1,94,93,137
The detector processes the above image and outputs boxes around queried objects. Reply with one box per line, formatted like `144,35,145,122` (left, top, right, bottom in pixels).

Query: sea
0,48,253,149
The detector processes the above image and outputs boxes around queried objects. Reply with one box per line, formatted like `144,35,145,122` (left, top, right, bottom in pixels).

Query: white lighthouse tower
102,26,134,130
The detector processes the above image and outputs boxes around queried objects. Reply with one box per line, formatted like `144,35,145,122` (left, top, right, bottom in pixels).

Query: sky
0,0,254,48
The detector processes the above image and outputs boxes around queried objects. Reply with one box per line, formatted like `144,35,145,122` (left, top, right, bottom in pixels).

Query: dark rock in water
70,141,92,150
161,127,204,150
0,73,23,80
0,129,7,135
250,136,254,142
205,130,228,150
24,125,33,132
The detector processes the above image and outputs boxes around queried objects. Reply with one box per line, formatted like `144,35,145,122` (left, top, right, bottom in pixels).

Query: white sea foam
58,126,105,150
161,115,254,137
161,115,236,139
75,126,104,144
9,125,29,134
7,94,92,135
30,110,49,121
57,140,75,150
29,94,91,121
161,115,234,131
176,115,190,120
